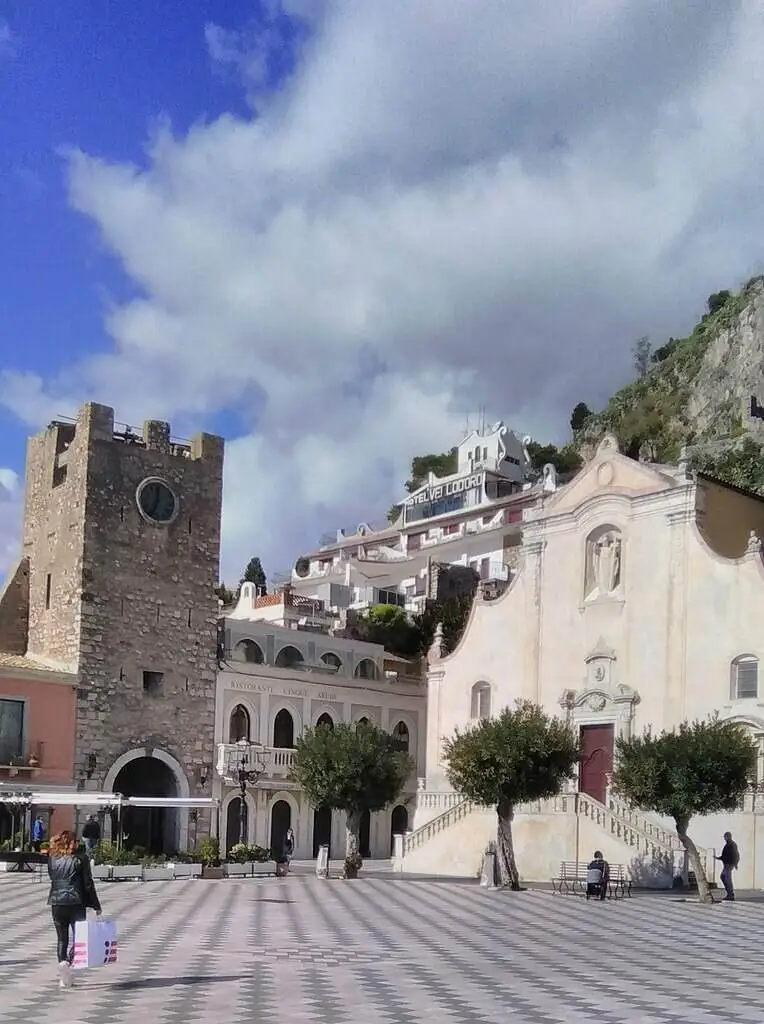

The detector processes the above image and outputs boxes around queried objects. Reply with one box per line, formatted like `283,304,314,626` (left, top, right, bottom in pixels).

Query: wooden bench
552,861,632,899
0,851,48,874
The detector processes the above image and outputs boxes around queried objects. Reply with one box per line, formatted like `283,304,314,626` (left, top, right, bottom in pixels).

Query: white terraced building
280,422,557,616
399,435,764,888
214,583,426,860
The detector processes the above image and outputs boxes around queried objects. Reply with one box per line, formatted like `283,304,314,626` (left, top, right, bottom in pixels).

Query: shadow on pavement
112,974,245,991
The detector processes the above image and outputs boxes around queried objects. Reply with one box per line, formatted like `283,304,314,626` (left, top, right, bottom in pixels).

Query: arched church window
235,639,264,664
229,705,251,743
321,652,342,671
731,656,759,700
470,682,491,720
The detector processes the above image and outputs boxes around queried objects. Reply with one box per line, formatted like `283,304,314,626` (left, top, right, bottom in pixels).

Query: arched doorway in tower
270,800,291,861
313,805,332,858
359,809,371,858
390,805,408,854
112,756,178,855
226,797,248,853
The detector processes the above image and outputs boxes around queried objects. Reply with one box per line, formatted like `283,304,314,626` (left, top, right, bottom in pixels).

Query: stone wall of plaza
0,655,78,839
0,401,225,855
214,603,426,860
403,436,764,888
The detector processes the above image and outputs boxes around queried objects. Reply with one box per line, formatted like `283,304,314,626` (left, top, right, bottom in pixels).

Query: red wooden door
579,725,614,805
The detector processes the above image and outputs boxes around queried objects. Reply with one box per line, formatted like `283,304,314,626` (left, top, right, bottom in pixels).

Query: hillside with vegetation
575,277,764,492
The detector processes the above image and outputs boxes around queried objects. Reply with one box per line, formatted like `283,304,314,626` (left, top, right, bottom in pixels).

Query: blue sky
1,2,763,580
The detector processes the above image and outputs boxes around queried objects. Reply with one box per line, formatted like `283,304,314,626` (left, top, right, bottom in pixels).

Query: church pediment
542,435,678,516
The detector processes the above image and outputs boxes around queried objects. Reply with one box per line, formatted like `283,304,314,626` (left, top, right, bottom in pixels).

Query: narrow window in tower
187,608,192,627
156,604,161,622
119,667,125,681
188,518,192,534
120,598,125,617
120,506,124,522
45,574,51,610
142,671,163,695
185,677,189,691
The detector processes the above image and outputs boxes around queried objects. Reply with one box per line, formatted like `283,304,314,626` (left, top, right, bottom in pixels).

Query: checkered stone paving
2,873,764,1023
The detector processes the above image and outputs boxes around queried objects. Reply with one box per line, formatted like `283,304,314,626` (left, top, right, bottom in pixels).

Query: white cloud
3,1,764,581
0,468,21,577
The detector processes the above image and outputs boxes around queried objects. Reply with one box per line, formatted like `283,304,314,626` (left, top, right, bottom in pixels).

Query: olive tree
291,721,414,878
612,718,757,902
443,700,578,889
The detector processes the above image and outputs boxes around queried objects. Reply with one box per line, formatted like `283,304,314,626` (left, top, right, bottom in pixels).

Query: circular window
136,478,178,524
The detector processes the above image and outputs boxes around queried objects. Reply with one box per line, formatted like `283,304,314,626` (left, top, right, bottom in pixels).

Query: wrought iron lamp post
223,739,271,846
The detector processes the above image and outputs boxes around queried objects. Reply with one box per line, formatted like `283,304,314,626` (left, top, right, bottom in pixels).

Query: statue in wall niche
585,530,622,598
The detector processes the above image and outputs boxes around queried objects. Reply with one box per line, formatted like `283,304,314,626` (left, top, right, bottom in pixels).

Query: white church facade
401,435,764,888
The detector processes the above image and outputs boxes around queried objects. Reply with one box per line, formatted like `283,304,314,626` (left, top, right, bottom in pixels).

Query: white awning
0,790,219,809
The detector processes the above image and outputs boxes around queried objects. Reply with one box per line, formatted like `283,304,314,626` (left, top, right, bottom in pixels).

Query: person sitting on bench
586,850,609,900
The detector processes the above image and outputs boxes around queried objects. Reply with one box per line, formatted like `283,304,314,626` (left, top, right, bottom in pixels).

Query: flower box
172,862,202,879
111,864,142,881
142,866,174,882
91,865,112,881
252,862,274,876
201,865,224,879
223,862,251,877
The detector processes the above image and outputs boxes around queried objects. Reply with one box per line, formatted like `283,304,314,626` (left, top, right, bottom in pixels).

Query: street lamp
223,739,271,846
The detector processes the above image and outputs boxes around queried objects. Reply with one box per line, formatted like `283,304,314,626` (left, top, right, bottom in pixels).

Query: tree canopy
240,556,267,594
570,402,592,433
444,700,578,888
291,721,414,877
612,718,757,900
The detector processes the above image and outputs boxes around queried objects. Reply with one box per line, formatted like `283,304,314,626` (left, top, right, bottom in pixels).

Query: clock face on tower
136,478,177,524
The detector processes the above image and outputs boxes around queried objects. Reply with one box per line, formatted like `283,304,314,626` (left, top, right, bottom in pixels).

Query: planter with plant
198,836,223,879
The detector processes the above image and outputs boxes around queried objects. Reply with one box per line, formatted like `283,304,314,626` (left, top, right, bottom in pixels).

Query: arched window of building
731,656,759,700
273,709,295,748
354,658,379,680
316,713,334,730
229,705,251,743
392,721,410,752
235,639,264,664
275,645,304,669
321,652,342,671
470,682,492,720
358,717,370,727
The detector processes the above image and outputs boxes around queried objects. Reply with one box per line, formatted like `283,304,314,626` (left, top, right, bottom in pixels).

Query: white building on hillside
214,584,426,860
402,435,764,888
282,422,552,615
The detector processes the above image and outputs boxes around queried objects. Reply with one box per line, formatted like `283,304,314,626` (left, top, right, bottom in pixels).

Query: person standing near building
717,831,740,901
47,830,102,988
31,816,45,852
284,827,295,866
82,815,101,856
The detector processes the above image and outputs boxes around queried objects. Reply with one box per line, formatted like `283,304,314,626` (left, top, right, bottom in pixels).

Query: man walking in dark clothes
716,832,740,901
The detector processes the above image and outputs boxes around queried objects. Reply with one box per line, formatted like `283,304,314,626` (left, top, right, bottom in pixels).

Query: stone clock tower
18,401,224,852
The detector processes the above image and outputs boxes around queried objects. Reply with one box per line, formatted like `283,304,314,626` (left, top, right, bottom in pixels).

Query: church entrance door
579,724,614,805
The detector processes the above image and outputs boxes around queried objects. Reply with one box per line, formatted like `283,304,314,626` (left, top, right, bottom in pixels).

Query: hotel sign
404,472,484,507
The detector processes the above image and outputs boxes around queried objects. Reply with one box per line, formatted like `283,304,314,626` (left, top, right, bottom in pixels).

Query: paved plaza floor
2,873,764,1023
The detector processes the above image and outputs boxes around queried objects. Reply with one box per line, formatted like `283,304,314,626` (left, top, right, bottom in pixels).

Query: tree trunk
343,810,363,879
496,801,520,890
675,816,712,903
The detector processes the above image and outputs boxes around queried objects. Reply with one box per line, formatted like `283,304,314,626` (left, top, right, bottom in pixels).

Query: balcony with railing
215,744,296,782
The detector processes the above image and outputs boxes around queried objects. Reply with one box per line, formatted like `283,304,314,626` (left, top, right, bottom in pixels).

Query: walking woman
47,830,102,988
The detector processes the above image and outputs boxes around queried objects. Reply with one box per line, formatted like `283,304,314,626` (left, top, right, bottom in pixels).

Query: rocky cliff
579,277,764,491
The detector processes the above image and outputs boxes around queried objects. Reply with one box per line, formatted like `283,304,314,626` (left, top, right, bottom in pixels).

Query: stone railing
216,744,296,781
403,784,715,877
403,797,474,855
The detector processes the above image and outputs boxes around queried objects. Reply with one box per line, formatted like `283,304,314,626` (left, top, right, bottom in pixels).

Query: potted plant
223,842,253,877
170,849,203,879
199,836,223,879
141,854,174,882
251,844,275,876
109,843,145,881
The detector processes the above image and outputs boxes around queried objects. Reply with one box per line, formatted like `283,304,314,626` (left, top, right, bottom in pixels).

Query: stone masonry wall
0,558,30,655
18,403,224,838
75,413,224,813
